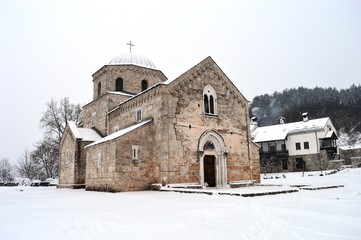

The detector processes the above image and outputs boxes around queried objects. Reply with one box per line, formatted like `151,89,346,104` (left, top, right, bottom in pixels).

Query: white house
251,113,338,173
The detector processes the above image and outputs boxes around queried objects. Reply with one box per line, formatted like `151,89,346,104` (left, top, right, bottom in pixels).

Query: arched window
210,95,214,114
204,94,209,113
97,82,101,97
203,85,217,115
116,78,123,91
141,80,148,91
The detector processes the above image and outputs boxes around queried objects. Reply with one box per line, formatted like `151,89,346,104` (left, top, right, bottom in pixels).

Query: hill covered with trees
250,84,361,145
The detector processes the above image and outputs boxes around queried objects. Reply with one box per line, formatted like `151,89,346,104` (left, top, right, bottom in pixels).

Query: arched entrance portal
198,130,227,188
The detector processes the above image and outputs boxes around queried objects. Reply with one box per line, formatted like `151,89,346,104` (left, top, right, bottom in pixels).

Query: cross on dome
127,41,134,53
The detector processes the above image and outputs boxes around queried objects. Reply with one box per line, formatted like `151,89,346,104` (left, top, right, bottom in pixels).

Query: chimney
251,117,258,126
302,112,309,122
279,117,285,124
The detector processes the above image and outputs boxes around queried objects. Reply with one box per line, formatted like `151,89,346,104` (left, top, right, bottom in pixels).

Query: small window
66,149,70,163
141,80,148,91
97,82,101,97
132,145,139,160
281,144,286,151
136,109,142,122
113,125,119,133
304,142,309,149
296,142,301,150
116,78,123,91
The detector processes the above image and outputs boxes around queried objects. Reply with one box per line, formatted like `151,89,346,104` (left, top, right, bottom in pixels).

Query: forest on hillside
249,84,361,146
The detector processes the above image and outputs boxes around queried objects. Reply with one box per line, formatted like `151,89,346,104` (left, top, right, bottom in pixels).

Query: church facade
59,53,260,192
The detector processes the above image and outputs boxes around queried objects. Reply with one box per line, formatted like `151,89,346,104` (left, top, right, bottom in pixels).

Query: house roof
85,119,152,148
67,121,102,142
252,117,330,143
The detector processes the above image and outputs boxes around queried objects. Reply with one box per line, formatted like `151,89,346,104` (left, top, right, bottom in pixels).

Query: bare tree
0,158,14,183
40,97,82,145
32,138,59,179
16,149,41,180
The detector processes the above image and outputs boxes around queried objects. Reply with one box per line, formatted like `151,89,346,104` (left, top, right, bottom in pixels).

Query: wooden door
204,155,216,187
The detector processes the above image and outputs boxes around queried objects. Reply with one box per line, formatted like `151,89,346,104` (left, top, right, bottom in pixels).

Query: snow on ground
1,169,361,240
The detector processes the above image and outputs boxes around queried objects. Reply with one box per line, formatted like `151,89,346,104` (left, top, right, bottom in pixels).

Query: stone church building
59,53,260,192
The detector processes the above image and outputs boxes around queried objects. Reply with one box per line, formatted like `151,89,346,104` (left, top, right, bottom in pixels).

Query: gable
167,56,249,104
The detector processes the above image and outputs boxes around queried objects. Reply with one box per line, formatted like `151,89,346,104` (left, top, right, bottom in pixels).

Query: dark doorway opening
204,155,216,187
282,159,288,170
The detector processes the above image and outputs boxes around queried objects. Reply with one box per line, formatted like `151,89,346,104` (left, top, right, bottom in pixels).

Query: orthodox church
59,52,260,192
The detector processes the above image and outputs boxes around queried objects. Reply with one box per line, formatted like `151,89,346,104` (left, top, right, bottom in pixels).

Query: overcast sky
1,0,360,163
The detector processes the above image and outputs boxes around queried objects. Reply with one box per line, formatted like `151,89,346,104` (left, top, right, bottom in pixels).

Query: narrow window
210,95,214,114
141,80,148,91
116,78,123,91
132,145,139,160
204,94,209,113
295,142,301,150
97,82,101,97
66,149,69,164
304,142,309,149
113,125,119,133
136,109,142,122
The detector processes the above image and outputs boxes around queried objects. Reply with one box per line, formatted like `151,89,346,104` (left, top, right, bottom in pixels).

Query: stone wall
351,157,361,168
83,94,131,136
59,126,92,188
59,128,76,187
340,148,361,165
92,65,167,99
85,123,156,192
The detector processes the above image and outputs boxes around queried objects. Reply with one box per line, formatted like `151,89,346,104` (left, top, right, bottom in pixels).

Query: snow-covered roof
108,53,157,70
108,91,135,97
86,119,152,148
253,128,288,142
339,143,361,150
252,117,330,143
324,130,336,139
67,121,102,142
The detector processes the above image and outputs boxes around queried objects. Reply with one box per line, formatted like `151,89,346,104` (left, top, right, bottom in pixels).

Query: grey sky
1,0,360,163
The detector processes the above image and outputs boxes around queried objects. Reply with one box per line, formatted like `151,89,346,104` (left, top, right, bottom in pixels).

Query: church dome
109,53,157,69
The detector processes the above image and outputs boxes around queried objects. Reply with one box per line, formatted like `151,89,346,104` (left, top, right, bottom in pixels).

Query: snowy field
1,169,361,240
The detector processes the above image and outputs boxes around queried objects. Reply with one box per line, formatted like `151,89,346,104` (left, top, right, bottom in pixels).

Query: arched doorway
198,130,227,188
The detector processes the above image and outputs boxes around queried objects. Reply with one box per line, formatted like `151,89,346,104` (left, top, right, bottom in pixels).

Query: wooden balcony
260,149,289,158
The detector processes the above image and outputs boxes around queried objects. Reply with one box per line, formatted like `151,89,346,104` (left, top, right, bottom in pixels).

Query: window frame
116,78,123,91
304,142,309,150
135,108,142,122
141,80,148,91
132,145,139,160
295,142,301,150
202,85,217,116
